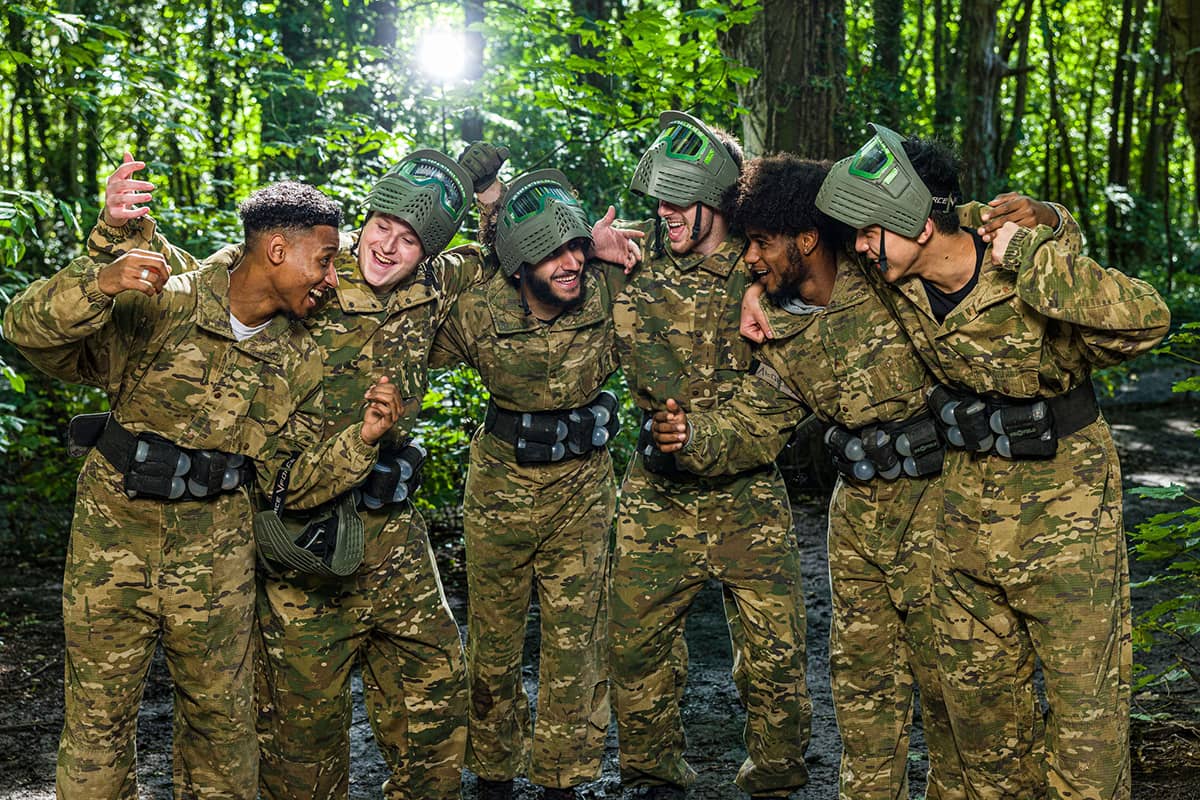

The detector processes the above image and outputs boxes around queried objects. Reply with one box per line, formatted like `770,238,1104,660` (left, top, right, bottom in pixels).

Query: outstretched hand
739,281,772,343
590,206,644,273
96,249,171,297
103,152,155,227
978,192,1057,242
360,377,403,445
651,398,689,453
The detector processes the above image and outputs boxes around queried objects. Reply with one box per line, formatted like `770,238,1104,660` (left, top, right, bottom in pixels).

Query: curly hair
730,155,850,249
238,181,343,244
900,136,963,234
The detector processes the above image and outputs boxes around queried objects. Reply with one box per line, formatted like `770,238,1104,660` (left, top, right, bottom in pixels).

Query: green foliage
1130,323,1200,690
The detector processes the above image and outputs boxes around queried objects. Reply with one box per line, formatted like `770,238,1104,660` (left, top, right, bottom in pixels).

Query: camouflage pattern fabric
678,251,964,800
87,222,491,799
429,264,621,788
608,222,810,797
873,219,1170,800
256,506,466,800
4,256,360,799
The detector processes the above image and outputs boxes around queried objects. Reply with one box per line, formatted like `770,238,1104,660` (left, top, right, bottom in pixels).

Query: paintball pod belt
68,412,253,501
485,391,621,466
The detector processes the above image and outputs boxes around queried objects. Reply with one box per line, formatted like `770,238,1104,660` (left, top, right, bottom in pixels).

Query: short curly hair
238,181,343,244
900,137,963,234
730,155,849,249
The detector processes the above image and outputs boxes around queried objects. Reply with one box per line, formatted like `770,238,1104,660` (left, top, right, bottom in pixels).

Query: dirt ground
2,399,1200,799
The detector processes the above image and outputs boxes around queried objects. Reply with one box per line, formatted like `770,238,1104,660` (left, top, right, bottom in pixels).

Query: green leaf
1130,484,1189,500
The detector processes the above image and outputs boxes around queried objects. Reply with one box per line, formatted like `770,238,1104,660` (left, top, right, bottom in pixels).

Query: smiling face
744,226,835,307
274,225,340,318
357,212,426,292
855,223,922,284
521,240,588,317
657,199,724,257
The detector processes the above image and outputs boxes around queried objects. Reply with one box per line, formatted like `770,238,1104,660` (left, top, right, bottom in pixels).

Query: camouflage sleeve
1008,225,1172,365
255,364,379,511
2,256,150,390
615,218,656,270
428,301,472,370
593,258,630,299
436,244,496,304
676,359,809,476
86,214,203,275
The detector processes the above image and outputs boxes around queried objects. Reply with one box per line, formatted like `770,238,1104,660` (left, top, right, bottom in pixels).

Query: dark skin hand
651,397,690,453
96,249,172,297
360,376,403,445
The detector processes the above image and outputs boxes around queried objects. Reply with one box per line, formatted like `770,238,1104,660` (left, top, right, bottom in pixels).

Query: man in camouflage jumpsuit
608,111,811,800
5,181,397,800
817,125,1171,800
653,154,1079,800
429,168,634,800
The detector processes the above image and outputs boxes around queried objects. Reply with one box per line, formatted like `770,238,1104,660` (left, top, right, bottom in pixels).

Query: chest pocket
939,284,1045,398
236,360,297,461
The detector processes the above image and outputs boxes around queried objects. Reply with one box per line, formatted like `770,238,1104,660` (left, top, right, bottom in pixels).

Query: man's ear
266,231,288,266
795,230,818,256
916,218,935,245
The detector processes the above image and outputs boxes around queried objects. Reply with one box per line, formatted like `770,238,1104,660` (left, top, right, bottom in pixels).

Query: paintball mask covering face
495,169,593,278
629,110,740,208
364,149,471,256
816,123,953,239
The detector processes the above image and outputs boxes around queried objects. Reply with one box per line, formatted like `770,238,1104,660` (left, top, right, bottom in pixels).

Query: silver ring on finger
140,268,149,281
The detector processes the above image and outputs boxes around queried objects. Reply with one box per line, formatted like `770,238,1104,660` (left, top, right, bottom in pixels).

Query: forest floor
2,392,1199,799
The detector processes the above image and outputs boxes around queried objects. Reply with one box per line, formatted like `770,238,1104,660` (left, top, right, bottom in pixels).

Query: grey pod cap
495,169,592,278
364,149,472,256
816,123,943,239
629,110,740,208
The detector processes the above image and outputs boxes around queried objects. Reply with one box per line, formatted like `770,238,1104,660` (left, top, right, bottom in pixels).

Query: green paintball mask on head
629,111,740,209
817,123,954,239
495,169,593,278
364,149,472,256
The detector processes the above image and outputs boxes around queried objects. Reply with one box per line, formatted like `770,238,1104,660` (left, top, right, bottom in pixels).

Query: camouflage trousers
57,455,257,800
827,474,964,800
256,504,467,800
935,420,1131,800
463,432,614,789
609,459,811,798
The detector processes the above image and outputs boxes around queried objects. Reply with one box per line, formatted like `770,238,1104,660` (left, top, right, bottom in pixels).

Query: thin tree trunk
958,0,1004,198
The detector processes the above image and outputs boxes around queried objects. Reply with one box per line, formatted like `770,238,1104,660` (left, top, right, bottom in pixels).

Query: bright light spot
417,28,466,82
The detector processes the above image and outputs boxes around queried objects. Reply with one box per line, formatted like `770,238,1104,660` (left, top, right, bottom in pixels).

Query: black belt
69,411,253,500
485,392,620,466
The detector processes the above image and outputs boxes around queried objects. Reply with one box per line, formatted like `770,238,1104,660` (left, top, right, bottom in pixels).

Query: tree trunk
461,0,485,144
718,0,846,159
996,0,1033,182
932,0,960,133
958,0,1004,198
1164,0,1200,211
870,0,903,126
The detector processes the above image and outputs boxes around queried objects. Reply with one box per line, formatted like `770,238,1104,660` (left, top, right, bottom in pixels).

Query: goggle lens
848,137,895,181
507,181,578,222
396,158,466,215
657,121,713,162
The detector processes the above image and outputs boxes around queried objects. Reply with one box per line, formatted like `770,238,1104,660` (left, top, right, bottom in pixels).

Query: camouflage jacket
429,261,621,414
876,217,1170,399
611,220,790,472
679,250,932,476
3,256,366,509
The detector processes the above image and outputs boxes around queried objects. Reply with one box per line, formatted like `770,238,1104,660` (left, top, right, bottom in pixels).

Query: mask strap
691,204,703,240
877,225,889,274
